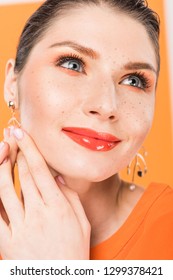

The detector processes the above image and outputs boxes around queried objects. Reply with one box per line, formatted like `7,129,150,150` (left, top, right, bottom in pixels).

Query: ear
4,59,19,109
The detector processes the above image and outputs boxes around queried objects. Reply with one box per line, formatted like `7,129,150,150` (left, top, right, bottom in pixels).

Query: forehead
31,5,157,70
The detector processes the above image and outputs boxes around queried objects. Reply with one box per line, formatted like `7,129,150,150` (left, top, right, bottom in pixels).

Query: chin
45,143,130,182
51,160,118,182
86,167,117,182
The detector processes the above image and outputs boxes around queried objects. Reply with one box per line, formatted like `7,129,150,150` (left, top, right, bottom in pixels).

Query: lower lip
62,130,121,152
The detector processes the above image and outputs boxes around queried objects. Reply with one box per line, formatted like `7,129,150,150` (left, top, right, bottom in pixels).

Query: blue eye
121,76,143,88
61,59,83,72
56,55,86,73
120,72,151,90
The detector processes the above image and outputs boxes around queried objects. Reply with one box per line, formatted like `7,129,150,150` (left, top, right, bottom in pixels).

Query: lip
62,127,121,151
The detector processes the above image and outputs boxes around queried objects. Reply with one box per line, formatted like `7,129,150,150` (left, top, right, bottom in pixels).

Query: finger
12,128,65,206
0,198,9,225
0,141,10,165
55,177,90,234
17,151,44,212
0,158,24,226
0,142,12,224
3,127,18,167
0,213,11,250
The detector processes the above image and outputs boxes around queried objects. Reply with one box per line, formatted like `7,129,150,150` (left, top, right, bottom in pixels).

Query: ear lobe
4,59,19,109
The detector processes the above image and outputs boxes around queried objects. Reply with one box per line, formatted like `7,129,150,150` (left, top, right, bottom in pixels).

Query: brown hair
14,0,160,73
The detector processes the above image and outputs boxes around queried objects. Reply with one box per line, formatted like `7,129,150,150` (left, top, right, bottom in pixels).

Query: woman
0,0,172,259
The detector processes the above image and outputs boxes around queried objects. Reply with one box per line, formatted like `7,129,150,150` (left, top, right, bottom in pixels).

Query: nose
82,77,119,122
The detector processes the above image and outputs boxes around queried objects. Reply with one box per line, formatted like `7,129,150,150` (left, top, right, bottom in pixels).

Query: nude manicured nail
56,175,66,185
0,141,5,150
13,128,24,140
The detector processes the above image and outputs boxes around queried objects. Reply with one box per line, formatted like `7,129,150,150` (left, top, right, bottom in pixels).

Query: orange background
0,0,172,187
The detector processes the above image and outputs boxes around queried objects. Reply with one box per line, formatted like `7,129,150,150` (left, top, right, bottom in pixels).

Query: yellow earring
8,101,21,127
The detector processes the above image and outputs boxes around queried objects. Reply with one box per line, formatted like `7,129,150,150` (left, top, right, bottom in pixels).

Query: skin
0,5,157,258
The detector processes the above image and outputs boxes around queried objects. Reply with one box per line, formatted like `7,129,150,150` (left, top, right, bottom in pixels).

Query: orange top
90,183,173,260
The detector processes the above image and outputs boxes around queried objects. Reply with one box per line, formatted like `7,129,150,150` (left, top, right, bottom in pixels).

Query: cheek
18,72,83,128
120,94,155,139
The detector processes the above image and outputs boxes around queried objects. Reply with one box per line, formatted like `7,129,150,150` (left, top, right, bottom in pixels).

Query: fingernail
56,175,66,185
12,128,24,140
0,141,5,150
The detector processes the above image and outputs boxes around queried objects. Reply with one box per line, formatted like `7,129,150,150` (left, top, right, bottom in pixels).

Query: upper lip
62,127,121,142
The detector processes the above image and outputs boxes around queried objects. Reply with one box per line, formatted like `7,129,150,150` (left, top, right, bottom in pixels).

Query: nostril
89,111,116,120
89,111,98,115
109,115,115,120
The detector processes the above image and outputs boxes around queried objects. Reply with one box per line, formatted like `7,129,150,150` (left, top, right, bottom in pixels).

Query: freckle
61,111,64,114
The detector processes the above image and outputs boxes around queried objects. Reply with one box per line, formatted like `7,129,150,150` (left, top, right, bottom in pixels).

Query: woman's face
14,6,157,181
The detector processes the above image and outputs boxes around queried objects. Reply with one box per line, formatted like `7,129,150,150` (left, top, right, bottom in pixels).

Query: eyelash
55,53,86,73
55,55,152,90
121,71,152,90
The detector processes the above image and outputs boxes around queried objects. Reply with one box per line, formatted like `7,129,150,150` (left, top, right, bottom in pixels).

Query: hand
0,127,18,224
0,128,91,259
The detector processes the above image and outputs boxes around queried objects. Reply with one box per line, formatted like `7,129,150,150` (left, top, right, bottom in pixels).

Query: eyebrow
49,41,157,74
124,62,157,74
49,40,99,59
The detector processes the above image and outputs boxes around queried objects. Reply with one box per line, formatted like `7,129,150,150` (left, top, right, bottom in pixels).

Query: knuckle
17,151,44,174
26,149,46,173
31,159,44,174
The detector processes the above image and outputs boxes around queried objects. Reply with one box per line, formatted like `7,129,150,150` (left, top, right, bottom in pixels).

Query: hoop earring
127,147,148,191
8,101,21,127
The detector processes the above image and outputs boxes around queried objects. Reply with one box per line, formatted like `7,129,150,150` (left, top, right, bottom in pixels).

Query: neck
50,167,144,247
57,172,123,246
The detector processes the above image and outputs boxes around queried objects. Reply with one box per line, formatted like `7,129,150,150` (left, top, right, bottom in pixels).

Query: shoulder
142,183,173,245
129,183,173,259
145,182,173,218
